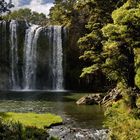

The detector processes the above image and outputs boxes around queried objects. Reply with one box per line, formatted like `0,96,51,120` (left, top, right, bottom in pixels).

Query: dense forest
1,0,140,139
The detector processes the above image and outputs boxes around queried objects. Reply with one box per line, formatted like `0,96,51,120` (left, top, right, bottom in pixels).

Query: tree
48,0,128,90
2,8,48,25
0,0,14,14
78,0,127,82
49,0,76,26
102,0,140,108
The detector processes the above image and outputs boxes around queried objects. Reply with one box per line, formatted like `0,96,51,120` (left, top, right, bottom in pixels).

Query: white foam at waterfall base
9,89,69,93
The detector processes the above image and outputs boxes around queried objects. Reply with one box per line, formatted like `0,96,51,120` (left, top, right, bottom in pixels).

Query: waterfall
48,26,64,90
23,25,43,90
0,21,7,61
10,20,20,89
1,20,65,90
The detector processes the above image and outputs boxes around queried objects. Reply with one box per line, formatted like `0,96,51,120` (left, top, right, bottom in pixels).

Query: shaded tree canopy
0,0,14,14
2,8,48,25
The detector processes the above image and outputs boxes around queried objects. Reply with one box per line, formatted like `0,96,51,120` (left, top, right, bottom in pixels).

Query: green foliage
135,48,140,88
135,68,140,88
77,0,127,82
112,1,140,25
104,86,140,140
49,0,138,89
49,0,131,89
49,0,75,26
136,97,140,107
105,100,140,140
0,118,49,140
80,64,100,78
1,112,62,129
101,0,140,86
2,8,48,25
0,112,62,139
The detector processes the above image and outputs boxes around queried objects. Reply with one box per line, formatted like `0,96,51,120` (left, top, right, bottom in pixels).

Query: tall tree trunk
127,47,137,109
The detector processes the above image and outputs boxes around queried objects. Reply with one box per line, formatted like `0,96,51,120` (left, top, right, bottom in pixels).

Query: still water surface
0,91,105,129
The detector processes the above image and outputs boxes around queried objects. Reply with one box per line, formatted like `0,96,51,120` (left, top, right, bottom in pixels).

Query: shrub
0,119,49,140
105,100,140,140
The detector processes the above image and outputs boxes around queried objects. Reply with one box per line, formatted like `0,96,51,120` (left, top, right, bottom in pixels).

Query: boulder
76,94,103,105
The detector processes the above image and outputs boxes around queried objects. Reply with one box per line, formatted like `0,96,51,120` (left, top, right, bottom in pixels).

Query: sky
6,0,54,16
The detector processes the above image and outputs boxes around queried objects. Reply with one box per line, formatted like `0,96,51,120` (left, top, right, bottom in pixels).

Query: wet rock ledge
76,88,123,106
48,125,108,140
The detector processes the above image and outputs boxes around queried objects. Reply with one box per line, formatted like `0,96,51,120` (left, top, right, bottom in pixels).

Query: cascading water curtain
23,25,43,90
48,26,64,90
10,20,20,89
9,23,65,90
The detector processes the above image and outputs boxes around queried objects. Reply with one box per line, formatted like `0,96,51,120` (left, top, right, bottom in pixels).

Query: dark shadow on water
0,91,76,102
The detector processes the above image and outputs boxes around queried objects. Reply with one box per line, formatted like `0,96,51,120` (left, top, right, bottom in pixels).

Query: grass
0,112,62,129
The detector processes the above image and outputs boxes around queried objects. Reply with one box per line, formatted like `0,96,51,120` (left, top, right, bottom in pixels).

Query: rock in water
76,94,103,105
